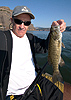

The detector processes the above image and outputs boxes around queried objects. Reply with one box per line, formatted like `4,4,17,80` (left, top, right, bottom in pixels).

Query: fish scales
48,25,63,83
48,36,61,69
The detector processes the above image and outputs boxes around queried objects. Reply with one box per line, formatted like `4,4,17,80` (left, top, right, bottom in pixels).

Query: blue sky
0,0,71,28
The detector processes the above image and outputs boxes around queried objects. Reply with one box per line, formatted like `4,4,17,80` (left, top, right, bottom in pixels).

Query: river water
28,31,71,84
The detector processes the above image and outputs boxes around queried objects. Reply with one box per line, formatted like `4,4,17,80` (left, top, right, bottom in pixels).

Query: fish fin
59,57,65,67
62,42,65,48
52,71,63,83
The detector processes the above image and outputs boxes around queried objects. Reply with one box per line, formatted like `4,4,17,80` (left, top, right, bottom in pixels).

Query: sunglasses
13,18,31,26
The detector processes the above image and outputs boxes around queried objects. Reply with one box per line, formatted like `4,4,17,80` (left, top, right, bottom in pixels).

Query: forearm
63,82,71,100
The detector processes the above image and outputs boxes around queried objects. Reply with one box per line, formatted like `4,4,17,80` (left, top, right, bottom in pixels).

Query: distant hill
35,27,50,31
0,6,71,31
35,26,71,31
66,26,71,31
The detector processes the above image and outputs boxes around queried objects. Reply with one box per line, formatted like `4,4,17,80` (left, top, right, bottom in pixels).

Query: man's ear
10,17,13,23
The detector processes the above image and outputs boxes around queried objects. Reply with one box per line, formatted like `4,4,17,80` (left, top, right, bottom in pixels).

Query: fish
48,25,65,83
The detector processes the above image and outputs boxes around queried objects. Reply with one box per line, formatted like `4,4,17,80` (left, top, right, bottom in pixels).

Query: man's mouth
19,28,26,31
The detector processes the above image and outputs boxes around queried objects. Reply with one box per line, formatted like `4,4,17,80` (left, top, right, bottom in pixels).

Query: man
0,6,71,100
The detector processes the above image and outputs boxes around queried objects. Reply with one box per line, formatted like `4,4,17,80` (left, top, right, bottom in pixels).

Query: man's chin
17,34,25,38
18,32,26,38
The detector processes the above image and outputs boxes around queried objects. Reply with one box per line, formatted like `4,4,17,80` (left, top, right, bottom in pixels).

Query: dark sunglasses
13,18,31,26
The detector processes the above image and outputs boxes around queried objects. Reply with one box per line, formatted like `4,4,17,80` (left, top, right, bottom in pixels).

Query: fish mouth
50,25,62,40
51,25,60,30
51,25,60,33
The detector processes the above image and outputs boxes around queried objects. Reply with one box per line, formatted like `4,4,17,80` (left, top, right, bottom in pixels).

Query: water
28,31,71,84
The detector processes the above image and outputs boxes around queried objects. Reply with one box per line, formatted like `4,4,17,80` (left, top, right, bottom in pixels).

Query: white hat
12,6,35,19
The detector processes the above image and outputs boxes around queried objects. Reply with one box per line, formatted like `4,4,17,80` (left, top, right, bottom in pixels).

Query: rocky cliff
0,6,12,30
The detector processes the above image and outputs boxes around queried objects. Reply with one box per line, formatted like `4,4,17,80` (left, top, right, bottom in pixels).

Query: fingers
52,21,59,26
52,19,66,32
57,19,64,26
58,19,66,32
60,25,66,32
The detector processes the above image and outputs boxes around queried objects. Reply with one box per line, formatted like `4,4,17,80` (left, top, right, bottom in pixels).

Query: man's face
11,14,31,38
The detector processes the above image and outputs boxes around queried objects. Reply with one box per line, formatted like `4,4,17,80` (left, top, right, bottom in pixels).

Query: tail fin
52,71,63,83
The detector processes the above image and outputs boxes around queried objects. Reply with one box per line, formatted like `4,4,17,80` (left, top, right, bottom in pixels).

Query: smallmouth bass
48,25,65,83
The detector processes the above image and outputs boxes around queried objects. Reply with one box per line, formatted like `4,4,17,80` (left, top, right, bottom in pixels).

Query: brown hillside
0,6,12,30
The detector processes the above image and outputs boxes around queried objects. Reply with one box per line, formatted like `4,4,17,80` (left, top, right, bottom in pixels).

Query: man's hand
52,19,66,32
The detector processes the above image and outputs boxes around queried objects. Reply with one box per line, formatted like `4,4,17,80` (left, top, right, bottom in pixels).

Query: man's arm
63,82,71,100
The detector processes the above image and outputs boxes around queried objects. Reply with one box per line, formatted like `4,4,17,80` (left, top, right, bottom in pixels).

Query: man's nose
20,23,25,28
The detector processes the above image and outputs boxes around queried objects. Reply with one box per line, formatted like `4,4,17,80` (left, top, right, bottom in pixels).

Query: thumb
52,21,59,26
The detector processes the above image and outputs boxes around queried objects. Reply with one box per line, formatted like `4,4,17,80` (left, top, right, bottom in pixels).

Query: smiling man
0,5,70,100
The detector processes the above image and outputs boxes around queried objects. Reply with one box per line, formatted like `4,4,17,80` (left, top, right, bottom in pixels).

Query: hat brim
13,12,35,19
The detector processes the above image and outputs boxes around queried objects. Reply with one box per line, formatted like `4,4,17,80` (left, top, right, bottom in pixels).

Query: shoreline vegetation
0,6,71,31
